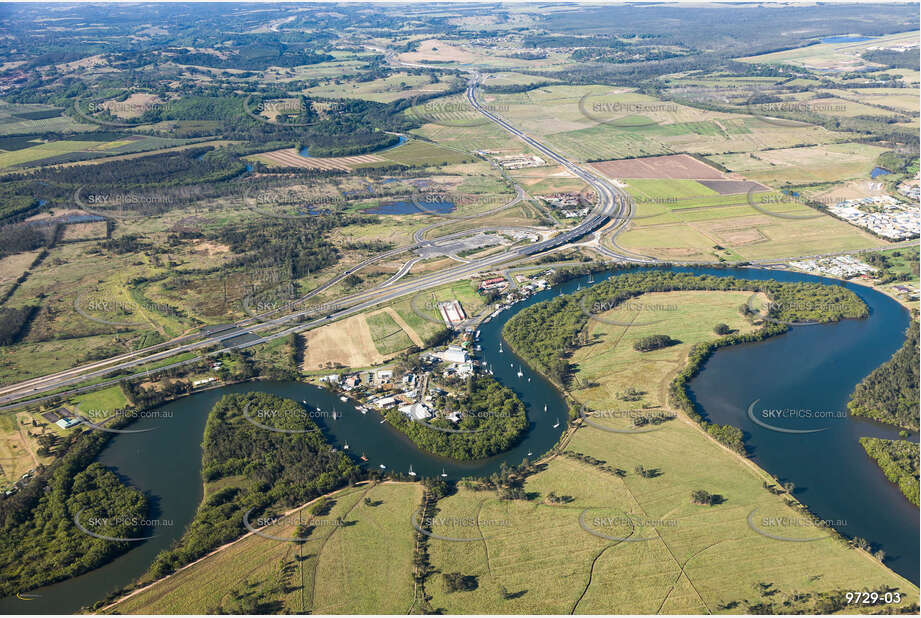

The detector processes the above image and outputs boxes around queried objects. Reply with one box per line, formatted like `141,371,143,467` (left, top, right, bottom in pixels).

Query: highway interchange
0,63,910,411
0,69,647,410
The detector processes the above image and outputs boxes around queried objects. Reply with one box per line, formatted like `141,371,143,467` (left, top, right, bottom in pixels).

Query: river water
1,266,916,613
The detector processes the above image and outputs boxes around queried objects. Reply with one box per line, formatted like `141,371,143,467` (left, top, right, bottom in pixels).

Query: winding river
1,266,917,614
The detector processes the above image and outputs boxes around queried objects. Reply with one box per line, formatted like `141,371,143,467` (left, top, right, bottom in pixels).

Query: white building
373,396,399,409
435,345,468,364
398,402,432,420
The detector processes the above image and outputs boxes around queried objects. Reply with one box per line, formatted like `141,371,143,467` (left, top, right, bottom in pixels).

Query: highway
1,62,910,411
0,71,648,410
462,71,648,260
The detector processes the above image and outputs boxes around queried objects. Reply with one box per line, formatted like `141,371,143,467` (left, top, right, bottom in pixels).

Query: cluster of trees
0,305,37,345
460,461,531,501
286,333,302,370
386,376,528,460
632,412,675,427
522,34,656,49
690,489,718,505
848,321,919,430
0,421,146,596
562,450,626,477
123,378,194,410
859,438,919,506
861,48,920,71
633,465,659,479
302,131,401,158
213,218,345,281
571,47,684,64
443,572,478,593
633,334,678,352
0,222,52,258
0,192,41,223
705,424,745,454
876,151,919,176
862,250,920,285
147,392,357,579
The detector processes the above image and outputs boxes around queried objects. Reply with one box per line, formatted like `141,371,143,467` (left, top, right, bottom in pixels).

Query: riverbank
104,480,423,614
501,282,858,534
99,480,388,612
2,266,916,614
503,267,918,583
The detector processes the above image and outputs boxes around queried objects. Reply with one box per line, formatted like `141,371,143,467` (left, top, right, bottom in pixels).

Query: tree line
848,320,919,431
145,392,358,580
503,270,868,453
859,438,919,506
503,270,867,388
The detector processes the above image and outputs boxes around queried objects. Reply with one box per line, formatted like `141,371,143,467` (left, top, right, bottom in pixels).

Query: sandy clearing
302,313,384,370
192,240,230,256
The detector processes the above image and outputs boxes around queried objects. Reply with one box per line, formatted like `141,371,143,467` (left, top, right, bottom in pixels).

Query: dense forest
0,305,38,345
10,146,246,191
859,438,920,506
848,321,920,430
145,392,357,580
166,46,334,71
861,49,921,71
386,376,528,459
0,428,147,596
213,218,349,280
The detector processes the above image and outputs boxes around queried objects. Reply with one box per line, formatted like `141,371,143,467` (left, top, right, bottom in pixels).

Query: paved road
412,185,527,243
0,69,645,410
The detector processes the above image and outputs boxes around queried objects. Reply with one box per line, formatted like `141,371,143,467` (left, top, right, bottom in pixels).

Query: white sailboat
517,365,523,378
544,404,548,412
499,343,503,353
553,418,560,428
343,443,349,450
380,464,386,470
440,468,448,478
408,465,416,477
